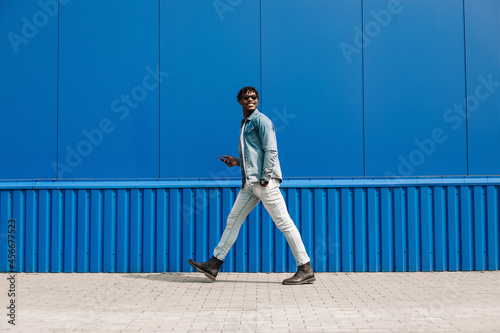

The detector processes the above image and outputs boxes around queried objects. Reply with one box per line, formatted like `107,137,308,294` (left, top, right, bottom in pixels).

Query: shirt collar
241,109,260,126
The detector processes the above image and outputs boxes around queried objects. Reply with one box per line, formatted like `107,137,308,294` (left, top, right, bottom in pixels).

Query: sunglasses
242,95,258,101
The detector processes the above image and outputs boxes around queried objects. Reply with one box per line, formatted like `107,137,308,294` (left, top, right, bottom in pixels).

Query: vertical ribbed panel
0,184,499,273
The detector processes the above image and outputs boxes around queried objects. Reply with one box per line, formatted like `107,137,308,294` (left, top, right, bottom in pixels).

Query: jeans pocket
268,178,279,189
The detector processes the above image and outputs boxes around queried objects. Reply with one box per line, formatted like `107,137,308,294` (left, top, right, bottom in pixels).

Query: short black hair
237,86,259,101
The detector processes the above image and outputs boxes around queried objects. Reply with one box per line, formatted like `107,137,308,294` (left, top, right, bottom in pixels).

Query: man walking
188,86,315,285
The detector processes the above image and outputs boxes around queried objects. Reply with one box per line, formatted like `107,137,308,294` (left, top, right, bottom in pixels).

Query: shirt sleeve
257,117,278,181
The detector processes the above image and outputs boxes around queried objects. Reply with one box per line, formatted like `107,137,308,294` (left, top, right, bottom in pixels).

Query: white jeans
213,179,310,266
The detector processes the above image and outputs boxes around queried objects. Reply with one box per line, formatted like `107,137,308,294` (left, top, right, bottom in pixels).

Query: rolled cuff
260,172,273,181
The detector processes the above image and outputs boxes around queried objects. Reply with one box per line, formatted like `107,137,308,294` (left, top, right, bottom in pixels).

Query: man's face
238,90,259,113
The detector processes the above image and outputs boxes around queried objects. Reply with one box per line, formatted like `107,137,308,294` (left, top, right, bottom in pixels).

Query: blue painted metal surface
57,0,159,179
1,1,500,273
261,0,364,177
1,179,499,273
464,0,500,175
0,0,58,178
364,0,468,177
1,1,499,180
159,0,260,179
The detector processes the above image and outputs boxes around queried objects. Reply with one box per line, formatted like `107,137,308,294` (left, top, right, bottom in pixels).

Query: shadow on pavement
119,273,283,284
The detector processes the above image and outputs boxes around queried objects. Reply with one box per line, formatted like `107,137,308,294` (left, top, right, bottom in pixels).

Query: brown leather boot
282,262,315,285
188,256,224,281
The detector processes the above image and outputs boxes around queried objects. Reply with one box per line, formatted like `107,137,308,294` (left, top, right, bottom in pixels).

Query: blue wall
1,0,499,180
262,0,364,177
1,179,499,273
364,0,467,176
58,1,160,179
159,1,260,179
1,1,500,273
1,1,58,179
465,0,500,175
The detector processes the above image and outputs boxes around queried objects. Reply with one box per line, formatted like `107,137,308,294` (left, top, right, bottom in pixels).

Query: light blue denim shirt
236,109,282,187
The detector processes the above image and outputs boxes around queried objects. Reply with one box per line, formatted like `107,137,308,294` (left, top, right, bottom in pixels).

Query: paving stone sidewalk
1,271,500,332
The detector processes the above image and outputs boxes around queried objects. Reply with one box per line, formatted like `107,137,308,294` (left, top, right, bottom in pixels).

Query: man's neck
243,109,255,121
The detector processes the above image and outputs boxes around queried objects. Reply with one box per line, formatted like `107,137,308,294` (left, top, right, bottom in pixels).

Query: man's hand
221,155,239,167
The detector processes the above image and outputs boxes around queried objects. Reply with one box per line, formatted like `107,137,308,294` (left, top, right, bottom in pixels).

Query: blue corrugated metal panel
380,188,393,271
0,181,499,273
487,186,499,270
448,186,461,271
